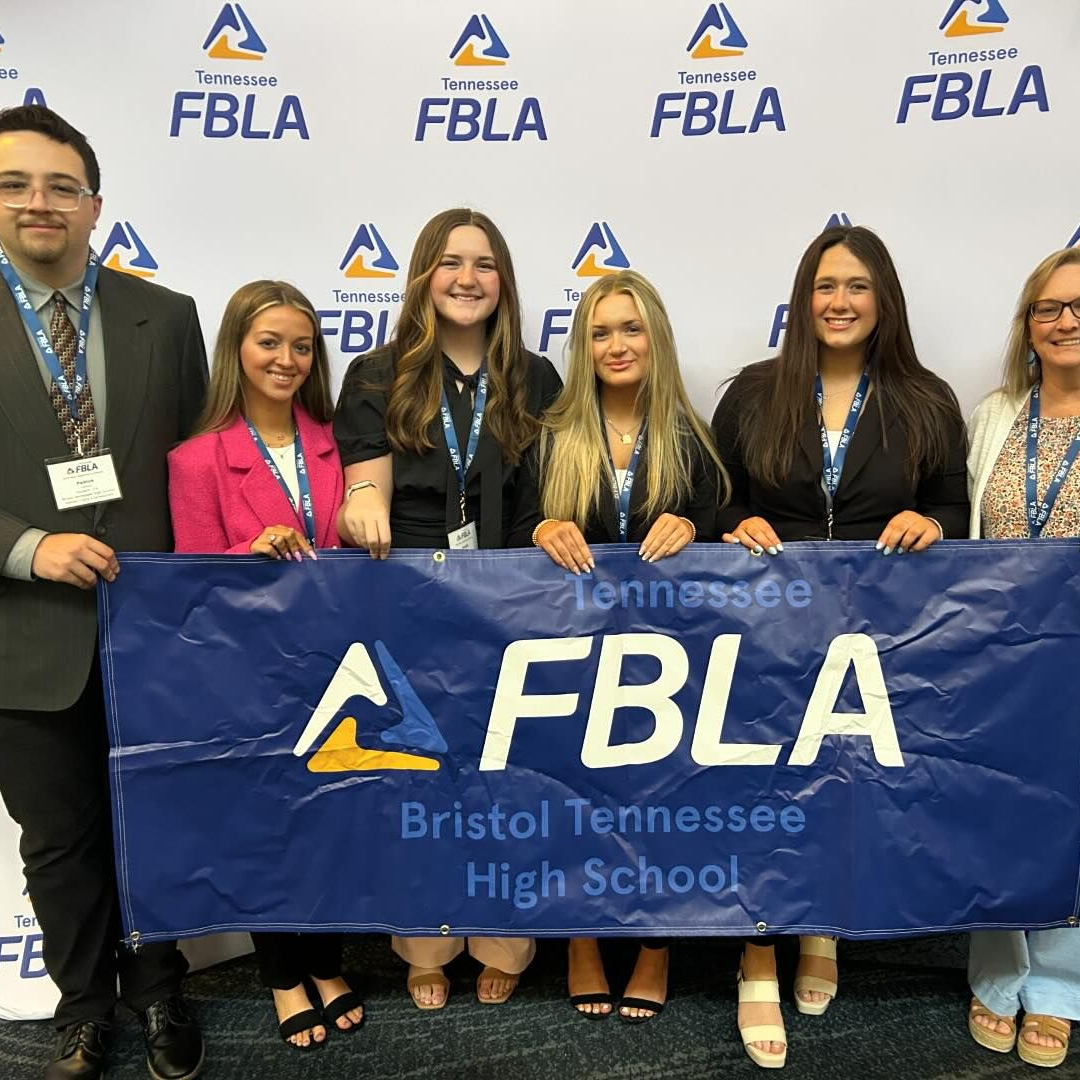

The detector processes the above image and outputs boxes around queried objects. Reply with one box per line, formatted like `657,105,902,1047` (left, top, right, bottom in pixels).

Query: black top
334,346,563,549
711,359,970,541
506,425,721,547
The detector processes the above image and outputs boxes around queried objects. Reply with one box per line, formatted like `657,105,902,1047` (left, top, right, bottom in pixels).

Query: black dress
334,348,563,549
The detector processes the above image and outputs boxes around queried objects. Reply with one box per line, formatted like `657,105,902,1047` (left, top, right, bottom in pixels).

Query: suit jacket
712,359,970,541
168,407,344,553
0,266,208,711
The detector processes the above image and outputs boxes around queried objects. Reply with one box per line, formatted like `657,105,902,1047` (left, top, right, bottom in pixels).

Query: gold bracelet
531,519,557,546
679,517,696,543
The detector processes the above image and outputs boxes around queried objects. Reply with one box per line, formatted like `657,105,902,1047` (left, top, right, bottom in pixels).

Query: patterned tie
48,292,98,455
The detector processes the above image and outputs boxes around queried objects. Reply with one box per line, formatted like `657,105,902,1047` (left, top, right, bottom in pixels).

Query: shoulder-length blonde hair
539,270,728,525
383,208,535,464
193,279,333,435
1003,248,1080,397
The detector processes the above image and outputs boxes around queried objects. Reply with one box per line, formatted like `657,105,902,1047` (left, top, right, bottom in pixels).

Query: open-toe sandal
738,967,787,1069
794,936,837,1016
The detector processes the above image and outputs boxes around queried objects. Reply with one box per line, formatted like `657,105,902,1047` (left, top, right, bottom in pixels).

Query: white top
268,443,300,508
615,468,628,489
966,388,1028,539
825,430,842,458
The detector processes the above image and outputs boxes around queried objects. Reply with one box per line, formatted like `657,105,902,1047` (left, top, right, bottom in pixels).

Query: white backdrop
1,0,1077,1019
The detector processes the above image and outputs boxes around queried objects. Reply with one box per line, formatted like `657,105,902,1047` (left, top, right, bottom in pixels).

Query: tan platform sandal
1018,1014,1070,1068
737,967,787,1069
406,966,450,1010
968,997,1017,1053
794,936,837,1016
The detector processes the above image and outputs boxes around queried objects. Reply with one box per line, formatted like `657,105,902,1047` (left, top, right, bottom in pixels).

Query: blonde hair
540,271,728,525
193,280,333,436
1003,248,1080,397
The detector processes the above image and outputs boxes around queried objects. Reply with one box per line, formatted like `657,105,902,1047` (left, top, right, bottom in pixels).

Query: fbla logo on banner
100,222,158,279
0,885,46,980
0,29,47,106
898,3,1048,124
766,213,852,349
292,641,448,773
416,14,546,142
171,5,309,140
650,4,784,139
319,224,404,355
538,223,632,354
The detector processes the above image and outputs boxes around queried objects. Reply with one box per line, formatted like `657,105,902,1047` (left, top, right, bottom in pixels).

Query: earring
1027,348,1039,368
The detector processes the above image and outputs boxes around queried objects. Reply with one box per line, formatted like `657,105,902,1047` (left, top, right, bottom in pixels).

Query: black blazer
507,427,720,547
711,359,969,542
0,266,208,711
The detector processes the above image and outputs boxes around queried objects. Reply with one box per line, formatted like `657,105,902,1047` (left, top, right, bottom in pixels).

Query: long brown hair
737,225,961,488
192,280,333,436
383,208,535,464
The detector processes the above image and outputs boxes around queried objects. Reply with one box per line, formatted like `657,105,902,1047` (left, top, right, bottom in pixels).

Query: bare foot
568,938,612,1017
619,945,668,1020
477,966,519,1003
407,965,448,1008
272,984,326,1048
972,1010,1014,1036
1022,1016,1070,1051
739,943,786,1058
310,974,363,1031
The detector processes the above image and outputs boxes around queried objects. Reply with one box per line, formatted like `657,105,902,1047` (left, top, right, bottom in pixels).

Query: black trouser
251,932,343,990
0,660,187,1028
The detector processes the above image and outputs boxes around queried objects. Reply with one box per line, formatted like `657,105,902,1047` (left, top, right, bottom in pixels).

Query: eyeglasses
0,179,95,212
1029,297,1080,323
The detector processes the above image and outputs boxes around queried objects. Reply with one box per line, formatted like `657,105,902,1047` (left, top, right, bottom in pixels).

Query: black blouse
506,426,721,547
711,359,970,541
334,347,563,549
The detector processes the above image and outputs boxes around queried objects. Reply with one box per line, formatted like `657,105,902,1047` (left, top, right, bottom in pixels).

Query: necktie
48,292,98,455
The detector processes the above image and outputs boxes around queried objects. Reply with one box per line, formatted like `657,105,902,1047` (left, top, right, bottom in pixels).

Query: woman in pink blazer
168,281,358,1052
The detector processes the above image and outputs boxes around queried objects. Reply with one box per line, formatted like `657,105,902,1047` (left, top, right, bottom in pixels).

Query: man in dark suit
0,106,207,1080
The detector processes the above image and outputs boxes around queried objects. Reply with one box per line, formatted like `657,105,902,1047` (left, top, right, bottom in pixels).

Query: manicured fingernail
587,559,595,570
882,546,892,556
776,543,784,552
897,546,905,555
751,544,764,556
638,546,645,556
767,546,778,556
293,551,303,563
875,541,884,551
308,549,319,561
641,551,651,561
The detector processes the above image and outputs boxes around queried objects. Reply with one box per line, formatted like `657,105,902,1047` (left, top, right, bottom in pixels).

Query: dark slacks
0,659,187,1028
251,932,343,990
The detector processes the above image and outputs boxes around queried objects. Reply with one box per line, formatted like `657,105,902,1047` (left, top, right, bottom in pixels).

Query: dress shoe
137,995,204,1080
44,1018,112,1080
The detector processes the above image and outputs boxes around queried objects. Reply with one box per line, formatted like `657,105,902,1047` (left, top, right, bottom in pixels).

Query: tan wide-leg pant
392,935,535,973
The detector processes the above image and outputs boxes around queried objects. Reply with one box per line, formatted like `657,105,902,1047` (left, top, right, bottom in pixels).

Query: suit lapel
835,393,890,497
221,418,301,530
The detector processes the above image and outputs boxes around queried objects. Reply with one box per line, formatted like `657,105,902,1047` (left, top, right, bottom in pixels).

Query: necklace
819,379,862,401
256,426,295,448
604,416,641,445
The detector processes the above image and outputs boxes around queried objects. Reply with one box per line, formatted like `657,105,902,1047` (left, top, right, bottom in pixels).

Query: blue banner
98,542,1080,943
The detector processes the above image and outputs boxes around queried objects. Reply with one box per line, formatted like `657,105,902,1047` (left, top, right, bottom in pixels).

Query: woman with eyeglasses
965,247,1080,1071
710,224,968,1068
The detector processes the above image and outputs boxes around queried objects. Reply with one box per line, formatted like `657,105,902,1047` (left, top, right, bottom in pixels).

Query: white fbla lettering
690,635,780,766
582,634,688,768
787,633,903,766
479,637,592,770
292,642,385,755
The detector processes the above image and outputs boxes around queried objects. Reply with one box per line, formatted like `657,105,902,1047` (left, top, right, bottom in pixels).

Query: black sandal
322,988,366,1035
570,991,614,1020
278,1008,326,1049
618,997,665,1024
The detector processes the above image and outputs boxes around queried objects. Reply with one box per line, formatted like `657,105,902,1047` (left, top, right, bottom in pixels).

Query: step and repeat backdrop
1,0,1077,1018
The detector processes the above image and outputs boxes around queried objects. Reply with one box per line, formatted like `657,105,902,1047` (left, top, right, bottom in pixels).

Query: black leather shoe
44,1018,112,1080
137,995,204,1080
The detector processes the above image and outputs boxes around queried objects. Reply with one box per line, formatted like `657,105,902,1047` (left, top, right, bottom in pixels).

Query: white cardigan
966,388,1027,539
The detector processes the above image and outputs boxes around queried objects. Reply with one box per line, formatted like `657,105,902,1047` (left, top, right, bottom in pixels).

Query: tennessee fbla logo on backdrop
898,2,1048,124
292,642,448,773
650,3,785,139
100,222,158,279
0,884,47,981
318,223,404,356
0,29,48,107
765,213,852,349
170,4,309,140
415,13,546,142
538,223,633,354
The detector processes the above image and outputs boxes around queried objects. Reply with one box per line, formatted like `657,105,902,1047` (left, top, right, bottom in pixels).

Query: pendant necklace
604,416,640,445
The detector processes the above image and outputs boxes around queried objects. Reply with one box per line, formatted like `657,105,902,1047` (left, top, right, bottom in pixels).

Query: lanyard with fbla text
0,244,99,426
440,364,488,524
606,420,647,542
245,419,317,545
815,368,870,502
1025,383,1080,538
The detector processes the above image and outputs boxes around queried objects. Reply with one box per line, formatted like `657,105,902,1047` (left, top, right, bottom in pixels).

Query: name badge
45,450,123,511
447,520,478,550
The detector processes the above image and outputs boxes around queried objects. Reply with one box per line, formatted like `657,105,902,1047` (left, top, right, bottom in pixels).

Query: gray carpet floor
2,934,1078,1079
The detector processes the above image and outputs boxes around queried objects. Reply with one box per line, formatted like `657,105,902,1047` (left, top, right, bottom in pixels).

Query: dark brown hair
0,105,100,192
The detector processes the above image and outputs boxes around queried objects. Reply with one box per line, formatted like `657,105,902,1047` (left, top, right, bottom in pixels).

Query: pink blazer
168,407,345,553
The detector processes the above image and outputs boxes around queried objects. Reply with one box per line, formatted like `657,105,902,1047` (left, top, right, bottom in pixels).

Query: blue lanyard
815,369,870,500
0,244,99,423
1025,383,1080,538
606,420,647,542
440,364,488,523
244,419,317,545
